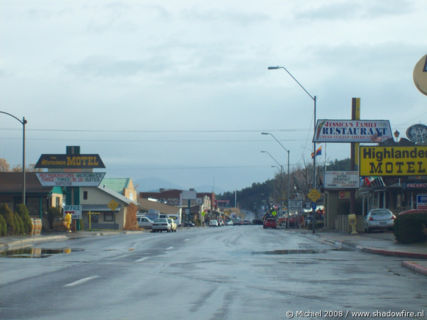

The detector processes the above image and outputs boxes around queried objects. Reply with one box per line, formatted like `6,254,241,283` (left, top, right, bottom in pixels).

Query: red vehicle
398,209,427,215
263,218,277,229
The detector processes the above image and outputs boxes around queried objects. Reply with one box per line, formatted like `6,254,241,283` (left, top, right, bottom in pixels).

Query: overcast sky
1,0,426,192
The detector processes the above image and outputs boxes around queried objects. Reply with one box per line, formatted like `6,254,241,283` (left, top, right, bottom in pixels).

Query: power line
0,136,303,143
0,127,310,134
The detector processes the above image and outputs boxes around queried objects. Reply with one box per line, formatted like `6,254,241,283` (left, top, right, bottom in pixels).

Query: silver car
152,218,172,232
137,216,153,229
364,208,395,232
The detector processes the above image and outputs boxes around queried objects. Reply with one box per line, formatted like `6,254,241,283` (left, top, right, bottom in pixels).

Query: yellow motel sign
360,146,427,176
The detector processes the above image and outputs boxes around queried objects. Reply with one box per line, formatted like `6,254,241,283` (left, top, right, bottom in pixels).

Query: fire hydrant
64,212,72,233
348,213,358,235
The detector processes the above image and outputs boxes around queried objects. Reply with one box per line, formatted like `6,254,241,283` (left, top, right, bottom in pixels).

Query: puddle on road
252,249,327,255
0,247,84,258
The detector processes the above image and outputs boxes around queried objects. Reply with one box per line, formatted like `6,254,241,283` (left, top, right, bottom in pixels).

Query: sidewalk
0,230,142,252
313,229,427,276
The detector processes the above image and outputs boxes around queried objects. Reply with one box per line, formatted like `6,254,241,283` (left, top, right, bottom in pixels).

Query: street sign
108,200,119,211
35,154,105,169
324,171,359,189
360,146,427,176
36,172,105,187
313,119,392,143
307,189,321,202
311,202,317,210
63,205,82,219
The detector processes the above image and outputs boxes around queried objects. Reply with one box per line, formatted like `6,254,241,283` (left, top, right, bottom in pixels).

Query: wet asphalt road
1,226,426,320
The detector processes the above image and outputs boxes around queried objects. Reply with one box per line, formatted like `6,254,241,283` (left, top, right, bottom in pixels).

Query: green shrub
16,214,25,235
16,204,32,235
0,203,16,235
0,215,6,236
394,212,427,244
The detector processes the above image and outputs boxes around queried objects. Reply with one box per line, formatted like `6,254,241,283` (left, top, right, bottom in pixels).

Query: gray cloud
66,55,169,78
295,0,415,21
182,8,269,26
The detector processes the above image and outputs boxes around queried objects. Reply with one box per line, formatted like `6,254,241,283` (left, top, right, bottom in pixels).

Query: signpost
324,171,359,189
36,172,105,187
63,205,82,219
307,188,321,234
307,188,321,202
34,146,106,231
360,146,427,176
35,154,105,169
313,119,392,143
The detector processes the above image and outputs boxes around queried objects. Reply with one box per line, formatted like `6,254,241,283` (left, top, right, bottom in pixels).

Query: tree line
218,158,351,215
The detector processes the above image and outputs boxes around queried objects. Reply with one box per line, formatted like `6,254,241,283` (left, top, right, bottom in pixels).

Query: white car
209,220,219,227
152,218,172,232
137,216,153,229
364,208,395,232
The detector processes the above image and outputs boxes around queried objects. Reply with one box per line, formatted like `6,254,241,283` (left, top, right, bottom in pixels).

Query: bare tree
0,158,10,172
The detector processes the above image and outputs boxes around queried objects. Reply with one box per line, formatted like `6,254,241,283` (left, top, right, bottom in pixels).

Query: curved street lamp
268,65,317,233
260,150,283,172
0,111,27,205
267,66,317,190
261,132,291,213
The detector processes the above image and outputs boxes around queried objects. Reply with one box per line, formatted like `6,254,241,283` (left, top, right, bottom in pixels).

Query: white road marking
166,246,174,250
135,257,149,263
184,239,190,242
64,275,100,288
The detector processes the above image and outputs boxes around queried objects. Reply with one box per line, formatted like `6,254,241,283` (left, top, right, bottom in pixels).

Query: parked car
209,220,219,227
168,218,177,232
263,218,277,229
226,220,234,226
152,218,172,232
137,216,153,229
364,208,395,232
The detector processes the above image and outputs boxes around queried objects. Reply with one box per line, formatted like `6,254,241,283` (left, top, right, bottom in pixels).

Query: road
1,226,426,320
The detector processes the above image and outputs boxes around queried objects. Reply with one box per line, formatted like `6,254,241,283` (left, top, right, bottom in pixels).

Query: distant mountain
134,178,226,194
134,177,183,192
195,185,226,194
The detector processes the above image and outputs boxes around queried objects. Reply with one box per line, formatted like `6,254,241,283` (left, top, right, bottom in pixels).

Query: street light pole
267,66,317,189
261,150,284,214
260,150,283,173
0,111,27,205
261,132,290,216
268,66,317,233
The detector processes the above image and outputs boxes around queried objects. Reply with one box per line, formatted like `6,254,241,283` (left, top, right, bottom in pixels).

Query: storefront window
91,214,99,223
104,212,115,222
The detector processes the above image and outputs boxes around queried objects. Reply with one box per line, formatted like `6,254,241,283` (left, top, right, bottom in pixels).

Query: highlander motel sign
360,146,427,176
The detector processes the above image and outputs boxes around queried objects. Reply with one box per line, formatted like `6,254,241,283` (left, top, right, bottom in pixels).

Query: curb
402,261,427,276
360,247,427,259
